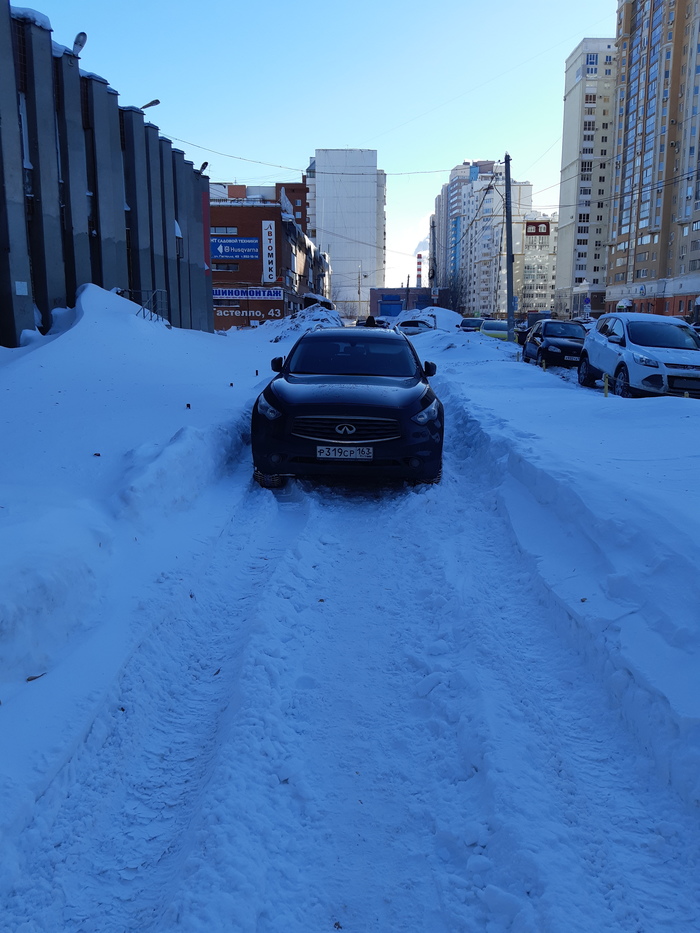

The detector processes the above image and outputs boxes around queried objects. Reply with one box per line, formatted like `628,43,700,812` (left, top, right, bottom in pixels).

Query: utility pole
358,264,362,319
505,152,515,342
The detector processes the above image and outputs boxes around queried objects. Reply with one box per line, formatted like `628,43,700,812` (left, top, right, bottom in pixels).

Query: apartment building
522,213,559,314
606,0,700,317
209,183,330,329
555,38,617,317
306,150,386,319
431,161,532,316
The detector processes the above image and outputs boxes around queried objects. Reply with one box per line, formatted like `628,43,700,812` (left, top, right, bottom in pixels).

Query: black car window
543,322,586,338
627,322,700,349
597,319,611,336
287,337,418,377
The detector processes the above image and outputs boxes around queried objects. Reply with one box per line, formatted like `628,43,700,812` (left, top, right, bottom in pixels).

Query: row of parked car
518,312,700,398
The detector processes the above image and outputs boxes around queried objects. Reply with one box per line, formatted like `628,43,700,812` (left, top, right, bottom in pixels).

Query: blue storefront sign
211,237,260,260
213,287,284,300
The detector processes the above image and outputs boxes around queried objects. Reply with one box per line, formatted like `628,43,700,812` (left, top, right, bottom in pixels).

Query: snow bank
395,305,464,331
428,333,700,807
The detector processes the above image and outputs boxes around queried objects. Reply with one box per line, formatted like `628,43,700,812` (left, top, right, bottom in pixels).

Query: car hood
633,346,700,366
270,374,427,408
544,336,585,350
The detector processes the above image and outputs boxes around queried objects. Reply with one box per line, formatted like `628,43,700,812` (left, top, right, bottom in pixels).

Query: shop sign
213,287,283,299
262,221,276,282
211,237,259,259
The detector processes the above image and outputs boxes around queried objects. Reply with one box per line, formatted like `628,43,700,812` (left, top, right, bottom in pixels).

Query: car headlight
256,393,283,420
632,353,660,368
412,397,440,425
547,345,562,353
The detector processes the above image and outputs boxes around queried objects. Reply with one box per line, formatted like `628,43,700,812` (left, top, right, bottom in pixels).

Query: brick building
210,183,330,329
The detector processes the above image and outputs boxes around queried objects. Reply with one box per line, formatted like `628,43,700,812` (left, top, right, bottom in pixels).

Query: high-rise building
555,38,617,317
431,160,532,316
521,212,559,314
306,150,386,319
606,0,700,318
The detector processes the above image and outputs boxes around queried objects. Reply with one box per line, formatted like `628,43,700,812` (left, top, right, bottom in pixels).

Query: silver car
578,312,700,397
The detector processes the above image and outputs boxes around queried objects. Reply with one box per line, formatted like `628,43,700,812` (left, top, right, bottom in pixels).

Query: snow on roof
10,6,51,30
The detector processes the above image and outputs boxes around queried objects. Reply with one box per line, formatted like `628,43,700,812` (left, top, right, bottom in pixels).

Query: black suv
251,328,444,487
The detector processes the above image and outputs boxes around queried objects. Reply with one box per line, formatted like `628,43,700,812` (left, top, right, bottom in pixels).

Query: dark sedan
522,319,587,367
251,328,444,488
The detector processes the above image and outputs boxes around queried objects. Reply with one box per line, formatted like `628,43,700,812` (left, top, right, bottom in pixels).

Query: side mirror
608,335,624,346
424,361,437,377
271,356,284,372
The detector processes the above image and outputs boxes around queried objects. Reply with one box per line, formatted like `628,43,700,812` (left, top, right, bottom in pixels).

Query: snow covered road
5,458,699,931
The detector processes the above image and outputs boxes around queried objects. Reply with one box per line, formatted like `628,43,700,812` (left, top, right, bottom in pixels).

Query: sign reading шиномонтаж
212,288,283,299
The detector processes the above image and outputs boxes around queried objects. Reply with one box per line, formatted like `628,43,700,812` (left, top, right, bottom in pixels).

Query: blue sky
32,0,617,286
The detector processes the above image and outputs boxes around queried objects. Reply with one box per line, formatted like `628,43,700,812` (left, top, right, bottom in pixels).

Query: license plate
565,356,580,361
316,446,373,460
671,377,700,390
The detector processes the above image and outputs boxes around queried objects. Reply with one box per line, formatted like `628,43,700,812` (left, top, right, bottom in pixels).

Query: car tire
254,470,287,489
522,347,529,363
578,355,597,387
613,365,634,398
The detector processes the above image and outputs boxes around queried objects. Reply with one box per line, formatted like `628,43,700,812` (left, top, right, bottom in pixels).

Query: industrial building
0,4,212,348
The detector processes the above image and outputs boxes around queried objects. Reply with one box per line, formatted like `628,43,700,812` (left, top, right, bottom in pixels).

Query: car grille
667,375,700,397
665,363,700,371
291,415,401,443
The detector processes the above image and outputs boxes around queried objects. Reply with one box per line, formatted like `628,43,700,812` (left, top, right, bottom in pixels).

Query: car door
525,322,541,360
596,316,626,376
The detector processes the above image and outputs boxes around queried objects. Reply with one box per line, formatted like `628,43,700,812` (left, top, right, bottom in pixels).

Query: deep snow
1,287,699,932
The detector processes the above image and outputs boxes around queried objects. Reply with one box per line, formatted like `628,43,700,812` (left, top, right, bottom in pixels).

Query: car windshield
543,322,586,338
287,336,418,377
627,322,700,350
484,321,507,330
461,318,483,326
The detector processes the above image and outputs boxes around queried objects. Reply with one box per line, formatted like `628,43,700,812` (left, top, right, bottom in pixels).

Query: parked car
479,319,509,340
459,317,485,332
522,319,587,367
251,327,444,487
577,312,700,397
395,320,434,336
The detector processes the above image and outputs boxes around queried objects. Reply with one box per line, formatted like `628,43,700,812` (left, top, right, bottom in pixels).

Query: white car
577,312,700,397
396,320,434,336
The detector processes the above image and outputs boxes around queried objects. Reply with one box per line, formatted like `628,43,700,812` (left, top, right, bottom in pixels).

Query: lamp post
505,153,515,342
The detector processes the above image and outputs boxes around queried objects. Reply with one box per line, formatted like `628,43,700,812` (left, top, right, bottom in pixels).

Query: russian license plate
671,377,700,391
316,446,373,460
565,355,580,362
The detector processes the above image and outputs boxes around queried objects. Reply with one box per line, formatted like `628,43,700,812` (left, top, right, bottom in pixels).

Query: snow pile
259,303,344,341
395,305,464,331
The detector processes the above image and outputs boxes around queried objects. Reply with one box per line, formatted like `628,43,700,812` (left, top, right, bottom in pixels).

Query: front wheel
613,365,634,398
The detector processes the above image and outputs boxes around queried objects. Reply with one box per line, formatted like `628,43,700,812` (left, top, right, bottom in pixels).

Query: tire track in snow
1,468,312,933
4,427,700,932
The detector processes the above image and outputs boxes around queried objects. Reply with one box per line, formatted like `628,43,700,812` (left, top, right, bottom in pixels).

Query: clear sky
30,0,617,286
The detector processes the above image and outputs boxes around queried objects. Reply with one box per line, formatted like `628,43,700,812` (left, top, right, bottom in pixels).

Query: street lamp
140,99,160,110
